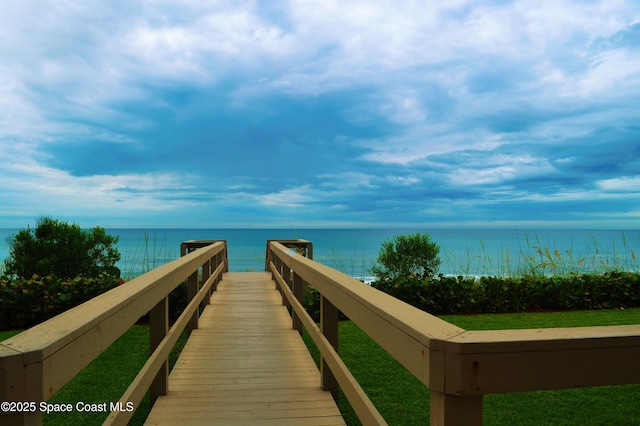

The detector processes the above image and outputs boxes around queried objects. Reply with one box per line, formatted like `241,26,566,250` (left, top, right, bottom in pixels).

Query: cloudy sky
1,0,640,229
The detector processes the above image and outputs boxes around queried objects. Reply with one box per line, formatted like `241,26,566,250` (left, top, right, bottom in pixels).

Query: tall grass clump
442,240,515,278
325,244,373,283
516,232,639,277
442,232,639,279
122,231,175,280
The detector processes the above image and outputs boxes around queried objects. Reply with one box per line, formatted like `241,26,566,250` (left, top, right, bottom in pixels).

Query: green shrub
0,273,123,330
168,282,188,322
3,217,121,279
301,283,350,322
371,271,640,315
370,232,441,281
304,284,321,322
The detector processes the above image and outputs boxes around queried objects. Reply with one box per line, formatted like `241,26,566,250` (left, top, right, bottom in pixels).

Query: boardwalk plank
145,272,345,425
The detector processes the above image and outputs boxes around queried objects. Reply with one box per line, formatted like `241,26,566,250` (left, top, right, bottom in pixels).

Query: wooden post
149,297,168,404
321,295,339,402
181,244,198,331
430,391,483,426
213,253,221,291
202,259,211,304
0,351,43,426
187,269,198,331
275,258,285,304
267,247,274,279
283,264,292,311
292,272,304,333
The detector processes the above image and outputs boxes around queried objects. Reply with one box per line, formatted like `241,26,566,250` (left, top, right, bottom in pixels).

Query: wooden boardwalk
145,272,346,425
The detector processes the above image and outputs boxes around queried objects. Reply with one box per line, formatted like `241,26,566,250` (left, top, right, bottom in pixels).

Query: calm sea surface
1,228,639,280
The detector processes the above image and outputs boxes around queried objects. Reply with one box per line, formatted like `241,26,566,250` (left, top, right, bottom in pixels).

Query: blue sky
1,1,640,229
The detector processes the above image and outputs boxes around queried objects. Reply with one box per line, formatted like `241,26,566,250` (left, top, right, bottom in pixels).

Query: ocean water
1,228,639,280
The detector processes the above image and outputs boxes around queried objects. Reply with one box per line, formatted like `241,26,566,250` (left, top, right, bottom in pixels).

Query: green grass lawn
302,308,640,425
2,309,639,425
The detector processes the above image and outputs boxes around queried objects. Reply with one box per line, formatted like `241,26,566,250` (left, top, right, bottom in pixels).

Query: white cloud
449,155,554,186
576,49,640,96
0,149,203,215
375,93,428,125
318,172,375,190
258,185,315,207
359,129,504,165
598,176,640,192
0,76,45,140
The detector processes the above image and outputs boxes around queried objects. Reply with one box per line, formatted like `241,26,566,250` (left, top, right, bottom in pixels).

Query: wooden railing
264,239,313,271
267,240,640,425
0,240,227,426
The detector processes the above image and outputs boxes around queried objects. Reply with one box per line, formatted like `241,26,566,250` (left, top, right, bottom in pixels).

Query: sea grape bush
0,273,123,330
299,271,640,321
371,271,640,315
0,218,125,330
301,271,640,321
3,217,121,280
370,232,441,281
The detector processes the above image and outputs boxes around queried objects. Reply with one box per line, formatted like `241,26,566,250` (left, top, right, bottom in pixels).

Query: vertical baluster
321,295,339,403
149,297,168,404
202,258,211,304
187,266,198,330
292,271,304,333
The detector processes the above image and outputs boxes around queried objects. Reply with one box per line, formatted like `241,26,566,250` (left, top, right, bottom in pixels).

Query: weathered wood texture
145,272,345,426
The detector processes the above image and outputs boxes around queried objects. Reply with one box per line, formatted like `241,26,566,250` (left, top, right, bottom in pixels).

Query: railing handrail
268,241,464,381
264,239,313,271
267,240,640,425
1,240,228,426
